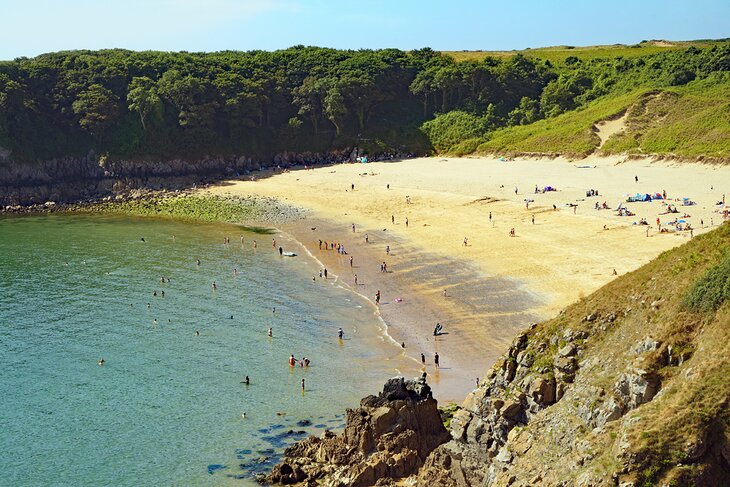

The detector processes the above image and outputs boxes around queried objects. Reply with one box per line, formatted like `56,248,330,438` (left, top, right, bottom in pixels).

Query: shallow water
0,214,409,486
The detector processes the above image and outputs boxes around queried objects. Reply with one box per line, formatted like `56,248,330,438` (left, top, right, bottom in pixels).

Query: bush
420,111,491,152
684,253,730,311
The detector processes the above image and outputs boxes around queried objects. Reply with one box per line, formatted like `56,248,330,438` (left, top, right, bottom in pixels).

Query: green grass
443,39,730,64
476,91,639,156
473,74,730,159
600,75,730,158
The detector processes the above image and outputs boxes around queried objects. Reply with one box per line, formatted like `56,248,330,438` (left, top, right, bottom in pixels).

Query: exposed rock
264,376,449,486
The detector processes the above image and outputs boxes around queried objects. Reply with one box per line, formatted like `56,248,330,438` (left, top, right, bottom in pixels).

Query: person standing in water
434,352,440,368
268,327,273,337
338,327,344,339
289,354,297,366
301,378,305,391
279,246,283,256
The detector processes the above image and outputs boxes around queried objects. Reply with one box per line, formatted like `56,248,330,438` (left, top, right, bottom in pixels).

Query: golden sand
206,155,730,400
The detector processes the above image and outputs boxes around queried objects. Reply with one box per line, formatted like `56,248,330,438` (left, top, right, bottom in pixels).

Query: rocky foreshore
263,376,450,486
0,149,420,208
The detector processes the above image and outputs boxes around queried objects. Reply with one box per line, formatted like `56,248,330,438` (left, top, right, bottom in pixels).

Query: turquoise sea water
0,214,408,486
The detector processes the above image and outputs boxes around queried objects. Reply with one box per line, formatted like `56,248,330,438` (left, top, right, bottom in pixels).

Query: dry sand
205,155,730,401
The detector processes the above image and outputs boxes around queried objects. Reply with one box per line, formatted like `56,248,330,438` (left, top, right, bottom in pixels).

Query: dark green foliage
684,252,730,312
0,43,729,162
421,111,492,152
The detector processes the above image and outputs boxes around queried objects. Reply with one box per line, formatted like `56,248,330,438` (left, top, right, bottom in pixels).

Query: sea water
0,214,409,486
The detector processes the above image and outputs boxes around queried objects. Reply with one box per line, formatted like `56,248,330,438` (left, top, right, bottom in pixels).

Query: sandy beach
206,155,730,401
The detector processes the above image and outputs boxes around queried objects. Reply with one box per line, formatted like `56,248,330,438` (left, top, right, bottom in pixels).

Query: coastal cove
0,213,413,486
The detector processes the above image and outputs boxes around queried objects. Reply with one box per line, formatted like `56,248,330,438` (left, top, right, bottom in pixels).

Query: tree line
0,44,728,162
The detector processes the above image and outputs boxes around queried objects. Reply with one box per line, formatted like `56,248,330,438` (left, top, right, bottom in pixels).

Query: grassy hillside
417,223,730,486
445,39,730,64
475,91,640,156
474,74,730,159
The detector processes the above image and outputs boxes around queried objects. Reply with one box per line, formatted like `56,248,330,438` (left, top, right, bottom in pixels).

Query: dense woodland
0,43,729,163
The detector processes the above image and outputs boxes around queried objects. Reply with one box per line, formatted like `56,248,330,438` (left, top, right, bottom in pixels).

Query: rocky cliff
0,149,355,207
264,376,450,486
267,224,730,486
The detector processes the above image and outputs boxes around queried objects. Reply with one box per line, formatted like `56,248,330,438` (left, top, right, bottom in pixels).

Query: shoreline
205,154,730,400
276,216,540,402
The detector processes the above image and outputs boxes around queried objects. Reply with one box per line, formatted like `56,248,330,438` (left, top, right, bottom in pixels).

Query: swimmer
230,315,233,319
195,330,200,336
268,327,273,337
212,281,217,290
147,303,151,309
243,375,250,385
161,290,165,297
153,319,157,326
196,259,201,266
301,378,305,391
141,237,145,242
289,354,296,367
98,358,105,366
153,291,157,297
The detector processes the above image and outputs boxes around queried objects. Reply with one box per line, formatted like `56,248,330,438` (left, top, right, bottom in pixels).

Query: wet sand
206,155,730,401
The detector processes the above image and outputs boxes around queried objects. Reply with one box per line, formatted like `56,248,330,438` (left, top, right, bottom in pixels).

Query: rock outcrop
0,149,359,207
264,376,449,486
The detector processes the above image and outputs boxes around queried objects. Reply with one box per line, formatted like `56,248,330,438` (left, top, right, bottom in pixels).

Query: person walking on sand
324,268,328,278
354,274,358,285
463,237,468,246
434,352,440,368
573,205,577,215
351,183,354,191
405,217,409,228
392,215,395,224
349,256,353,267
386,245,390,255
421,353,425,365
352,223,356,233
489,211,492,222
531,215,535,225
375,290,381,304
365,233,369,243
279,246,283,256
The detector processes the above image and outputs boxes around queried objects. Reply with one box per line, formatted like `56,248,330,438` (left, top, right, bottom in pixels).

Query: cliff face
265,377,450,486
415,223,730,487
0,149,354,207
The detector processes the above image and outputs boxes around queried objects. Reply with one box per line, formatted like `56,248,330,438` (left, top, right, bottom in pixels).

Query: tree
127,76,161,131
324,85,347,135
72,84,119,141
